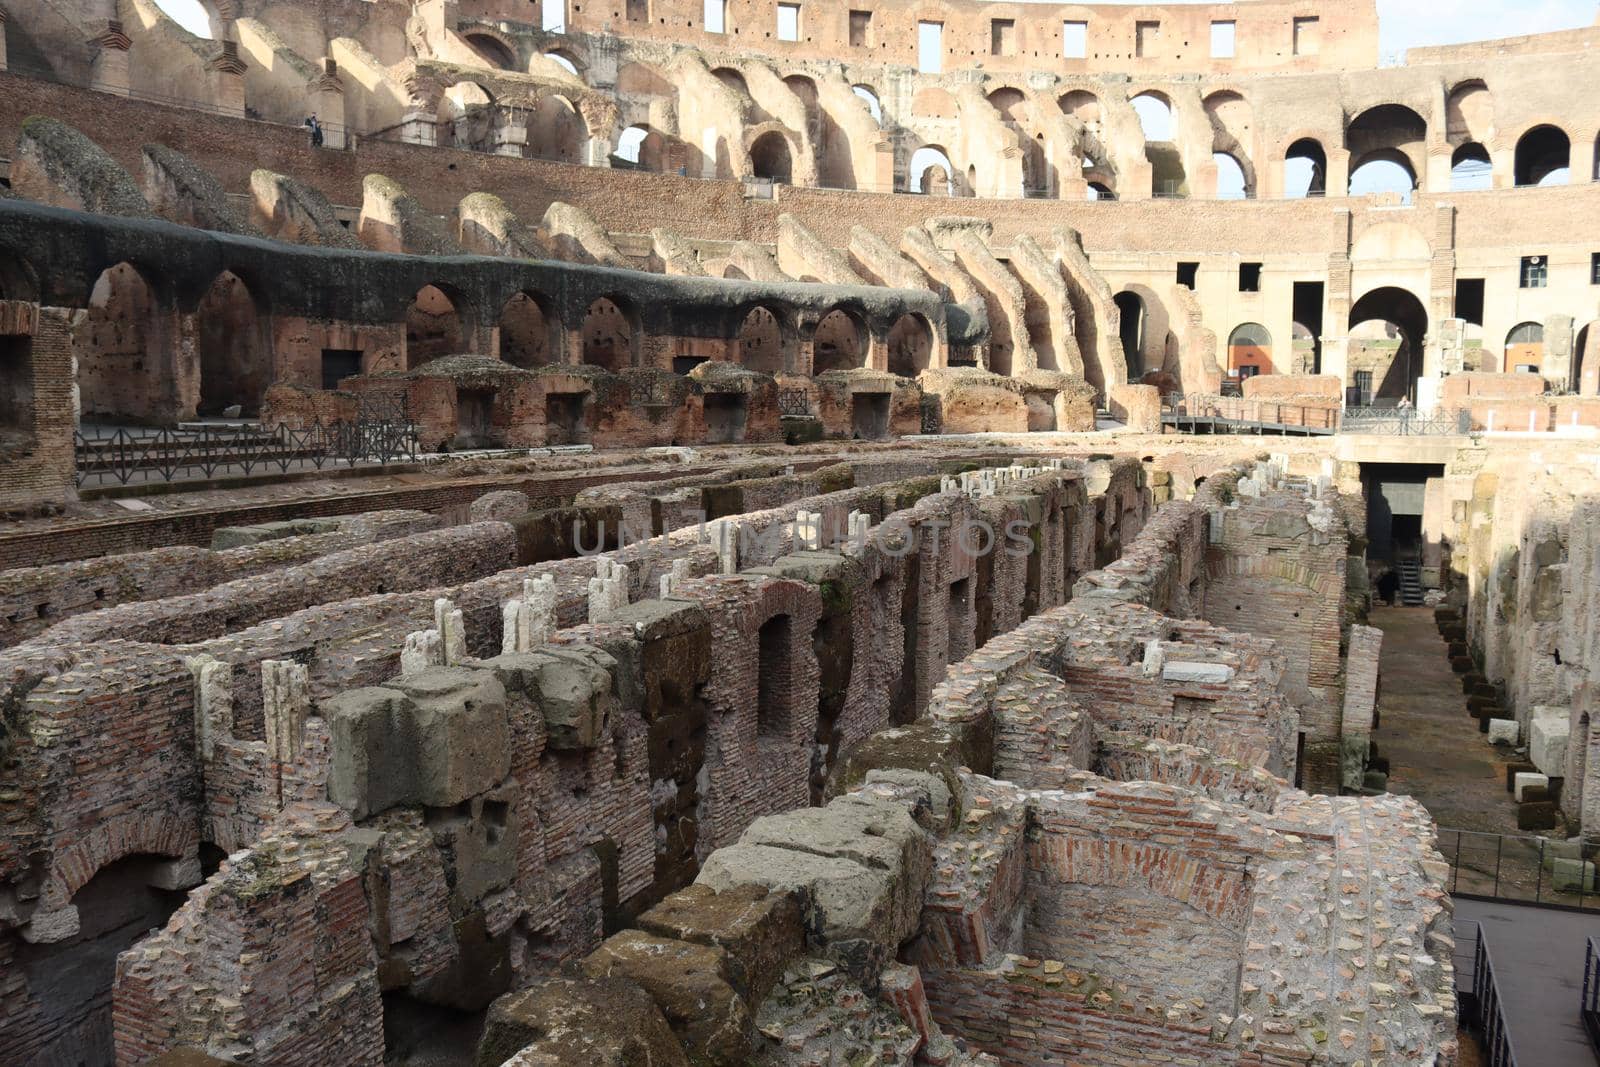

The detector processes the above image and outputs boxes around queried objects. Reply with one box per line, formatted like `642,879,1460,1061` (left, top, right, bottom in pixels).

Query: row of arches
63,258,936,424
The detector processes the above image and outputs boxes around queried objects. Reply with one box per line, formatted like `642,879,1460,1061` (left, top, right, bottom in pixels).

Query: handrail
1440,827,1600,912
1470,924,1520,1067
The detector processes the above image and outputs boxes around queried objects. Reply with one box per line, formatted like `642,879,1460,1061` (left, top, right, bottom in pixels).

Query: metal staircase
1395,557,1425,606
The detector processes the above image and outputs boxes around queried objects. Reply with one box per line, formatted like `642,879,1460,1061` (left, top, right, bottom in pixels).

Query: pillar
1324,148,1351,198
314,60,348,149
90,21,132,97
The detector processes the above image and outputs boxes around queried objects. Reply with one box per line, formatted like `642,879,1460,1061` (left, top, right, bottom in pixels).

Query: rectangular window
777,2,800,41
1063,20,1087,58
918,21,942,74
704,0,726,34
626,0,647,19
1239,263,1262,292
542,0,566,33
1211,20,1235,58
1454,278,1485,323
320,349,363,390
1521,255,1547,289
849,9,871,47
1591,252,1600,285
1354,370,1373,405
1176,262,1198,289
991,18,1015,56
1135,20,1160,58
1293,16,1319,56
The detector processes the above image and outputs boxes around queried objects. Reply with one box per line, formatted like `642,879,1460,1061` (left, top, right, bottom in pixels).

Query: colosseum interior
1,0,1599,1064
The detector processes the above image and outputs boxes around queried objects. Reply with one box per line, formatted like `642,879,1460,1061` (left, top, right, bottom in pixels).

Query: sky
152,0,1597,52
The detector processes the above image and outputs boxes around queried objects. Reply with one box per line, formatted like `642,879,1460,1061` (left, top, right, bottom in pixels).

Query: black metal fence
1583,937,1600,1054
1458,920,1520,1067
1341,406,1472,435
1440,828,1600,912
74,419,419,488
777,388,814,417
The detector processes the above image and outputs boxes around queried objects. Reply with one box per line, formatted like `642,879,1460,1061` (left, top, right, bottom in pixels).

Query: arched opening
987,87,1028,123
712,67,750,98
749,131,793,183
1227,322,1272,378
1346,104,1427,191
500,291,558,369
852,85,883,124
16,854,189,1066
150,0,214,37
1086,179,1115,201
544,51,580,77
196,271,268,417
887,313,933,377
1213,153,1248,199
813,308,864,373
437,82,496,152
1505,321,1545,372
582,296,636,371
909,145,956,195
406,285,465,369
1059,90,1101,127
465,33,516,70
1447,80,1493,144
531,95,586,164
614,125,666,171
756,613,792,740
736,305,785,375
78,261,171,425
1348,286,1429,404
1349,152,1417,202
1450,142,1492,191
1515,125,1571,187
1285,138,1327,198
1113,291,1146,379
1131,92,1173,142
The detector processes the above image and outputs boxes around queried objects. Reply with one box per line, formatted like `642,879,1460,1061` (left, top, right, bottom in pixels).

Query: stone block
1487,719,1520,745
481,646,618,750
580,931,753,1065
1160,660,1235,684
1518,801,1560,831
326,669,511,819
475,976,688,1067
1552,857,1596,893
635,883,804,1004
1506,761,1538,791
1530,708,1571,776
1514,772,1549,802
428,784,520,911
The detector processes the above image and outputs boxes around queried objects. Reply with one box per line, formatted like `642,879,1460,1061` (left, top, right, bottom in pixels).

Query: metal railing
1341,406,1472,435
1159,393,1340,433
1458,920,1520,1067
74,419,419,488
1584,937,1600,1055
1440,828,1600,912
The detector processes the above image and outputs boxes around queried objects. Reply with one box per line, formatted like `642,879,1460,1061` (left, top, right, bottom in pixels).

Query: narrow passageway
1369,606,1521,835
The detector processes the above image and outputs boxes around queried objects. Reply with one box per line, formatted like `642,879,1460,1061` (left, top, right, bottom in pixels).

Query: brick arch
1205,553,1340,599
41,810,198,912
1038,836,1251,927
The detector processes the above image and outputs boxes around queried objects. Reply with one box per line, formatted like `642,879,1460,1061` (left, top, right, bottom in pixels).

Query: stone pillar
1324,148,1351,199
90,21,133,97
314,59,348,150
1423,146,1453,194
397,110,440,147
0,8,9,73
1543,313,1576,389
207,40,248,118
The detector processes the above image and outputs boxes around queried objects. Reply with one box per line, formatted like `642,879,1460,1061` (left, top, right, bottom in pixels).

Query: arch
1450,142,1492,191
543,50,581,77
615,124,667,171
582,295,638,371
1348,286,1429,403
406,284,467,369
150,0,215,37
1348,151,1417,201
1505,321,1545,372
1515,124,1570,186
812,307,865,373
465,32,517,70
852,84,883,124
1130,91,1174,142
711,66,750,98
196,271,268,417
736,304,787,375
1284,137,1326,198
987,87,1028,124
1059,89,1101,126
1086,179,1116,201
437,81,496,152
1346,104,1427,153
1227,322,1272,376
909,145,956,195
1113,291,1146,379
749,131,794,183
531,94,587,163
1446,80,1493,143
887,313,933,377
1213,153,1249,199
77,261,175,424
500,291,560,369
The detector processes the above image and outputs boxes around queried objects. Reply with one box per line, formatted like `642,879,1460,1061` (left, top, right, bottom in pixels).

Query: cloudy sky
152,0,1597,52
